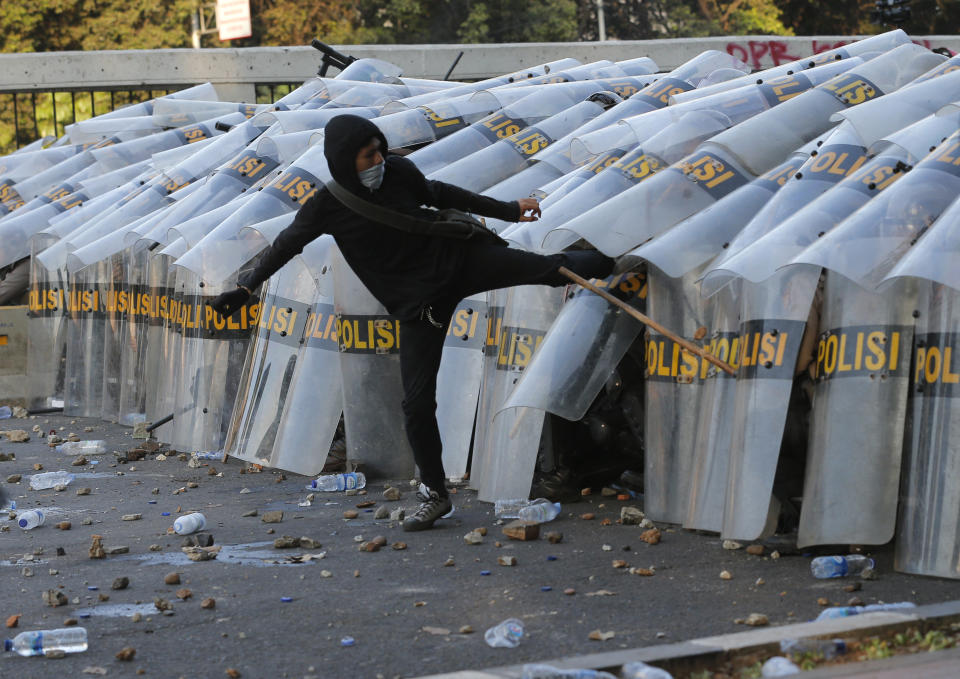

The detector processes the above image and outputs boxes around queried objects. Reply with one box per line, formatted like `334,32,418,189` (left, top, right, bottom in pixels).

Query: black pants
399,245,613,497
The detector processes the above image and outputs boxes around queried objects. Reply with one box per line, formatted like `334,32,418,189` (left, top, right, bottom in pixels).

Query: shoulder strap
325,180,473,240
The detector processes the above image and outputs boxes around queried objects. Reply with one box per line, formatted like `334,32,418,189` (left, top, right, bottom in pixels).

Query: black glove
209,286,251,317
561,250,616,280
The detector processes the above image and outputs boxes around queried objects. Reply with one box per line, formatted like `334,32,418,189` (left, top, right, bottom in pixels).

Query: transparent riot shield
170,268,252,453
144,250,181,445
797,274,916,547
437,295,487,481
117,246,154,426
91,114,234,172
334,57,405,84
62,261,108,417
895,283,960,579
261,108,379,135
472,284,562,503
99,252,126,422
151,99,269,126
0,151,97,217
331,247,415,479
884,189,960,291
60,82,218,135
722,266,820,540
504,272,646,420
685,281,742,532
25,239,69,410
224,241,332,474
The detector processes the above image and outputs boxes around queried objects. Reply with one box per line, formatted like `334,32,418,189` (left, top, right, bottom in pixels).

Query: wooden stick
558,266,737,376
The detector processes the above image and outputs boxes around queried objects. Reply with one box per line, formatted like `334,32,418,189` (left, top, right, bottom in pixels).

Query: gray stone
389,508,405,521
374,505,390,520
261,510,283,523
105,546,129,555
383,487,402,501
112,577,130,590
620,506,645,525
241,509,258,517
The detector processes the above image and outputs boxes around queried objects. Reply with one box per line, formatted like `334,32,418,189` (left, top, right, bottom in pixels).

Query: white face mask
358,161,385,190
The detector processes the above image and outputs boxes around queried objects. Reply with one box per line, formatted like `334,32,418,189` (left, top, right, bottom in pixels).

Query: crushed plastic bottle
307,472,366,492
484,618,524,648
521,664,617,679
518,498,562,524
494,498,529,519
0,405,12,419
621,661,674,679
173,512,206,535
17,509,45,530
194,450,223,460
810,554,875,578
55,440,106,455
760,657,799,677
4,627,88,656
28,471,75,490
815,601,916,621
780,638,846,659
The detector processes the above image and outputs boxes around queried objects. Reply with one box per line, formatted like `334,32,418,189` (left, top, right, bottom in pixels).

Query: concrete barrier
0,36,957,102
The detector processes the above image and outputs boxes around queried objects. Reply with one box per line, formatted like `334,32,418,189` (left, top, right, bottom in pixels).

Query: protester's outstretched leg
399,313,454,532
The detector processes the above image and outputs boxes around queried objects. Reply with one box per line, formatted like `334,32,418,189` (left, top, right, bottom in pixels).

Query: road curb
415,599,960,678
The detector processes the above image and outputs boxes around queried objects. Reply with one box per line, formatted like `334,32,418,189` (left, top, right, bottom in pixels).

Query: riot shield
144,249,182,445
25,239,69,410
151,99,269,126
224,240,334,475
895,283,960,579
331,247,415,479
884,188,960,291
503,272,646,420
791,129,960,289
722,266,820,540
471,284,562,502
62,261,108,417
99,252,126,422
437,295,487,481
798,274,916,547
117,246,154,426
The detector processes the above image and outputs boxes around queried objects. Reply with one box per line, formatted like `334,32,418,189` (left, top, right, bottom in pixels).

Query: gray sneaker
402,487,453,532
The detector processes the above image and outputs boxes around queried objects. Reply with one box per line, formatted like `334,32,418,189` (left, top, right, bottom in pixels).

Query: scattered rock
148,544,162,552
817,597,830,606
744,613,769,627
612,560,629,569
64,618,78,626
722,540,743,550
463,530,484,545
374,506,390,519
580,513,595,521
720,570,733,580
88,535,105,559
131,613,142,623
640,528,661,545
67,433,80,442
343,510,359,519
383,487,402,501
502,520,539,541
164,572,181,585
588,629,615,641
620,506,645,525
98,593,110,602
6,474,20,483
4,430,29,442
112,577,129,590
186,482,199,489
746,544,764,556
355,500,375,508
201,597,216,609
0,453,14,462
105,546,129,555
299,537,322,549
176,588,192,600
181,534,214,548
56,521,71,530
82,667,107,675
183,546,219,562
861,567,878,580
581,488,592,496
154,597,172,611
115,647,136,662
392,542,407,551
770,550,781,560
226,669,241,679
442,558,455,567
274,536,301,549
261,511,283,523
389,508,405,521
602,544,613,552
848,596,864,606
121,513,142,521
76,487,91,496
629,567,655,576
33,463,43,470
458,625,474,634
843,582,862,593
545,531,563,544
564,588,576,595
241,509,257,517
43,589,68,607
12,407,27,418
755,578,765,586
71,456,87,467
45,649,66,658
600,487,617,497
320,570,332,578
6,613,20,628
497,555,517,566
21,567,34,577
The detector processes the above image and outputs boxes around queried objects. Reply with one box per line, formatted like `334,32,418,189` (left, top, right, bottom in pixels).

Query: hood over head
324,114,389,194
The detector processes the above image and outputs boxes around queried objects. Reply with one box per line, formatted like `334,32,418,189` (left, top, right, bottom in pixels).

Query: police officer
212,115,613,531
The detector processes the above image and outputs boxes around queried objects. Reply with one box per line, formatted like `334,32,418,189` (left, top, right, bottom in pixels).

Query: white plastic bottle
522,664,617,678
484,618,525,648
173,512,206,535
518,498,561,524
56,440,107,455
29,471,75,490
761,656,800,677
17,509,45,530
4,627,88,656
307,472,366,492
621,661,674,679
810,554,874,578
815,601,916,621
494,498,529,519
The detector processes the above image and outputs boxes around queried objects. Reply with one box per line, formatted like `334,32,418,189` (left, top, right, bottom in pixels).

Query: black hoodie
239,115,522,321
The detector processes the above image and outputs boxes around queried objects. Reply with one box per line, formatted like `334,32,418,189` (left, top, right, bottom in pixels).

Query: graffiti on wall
725,38,941,70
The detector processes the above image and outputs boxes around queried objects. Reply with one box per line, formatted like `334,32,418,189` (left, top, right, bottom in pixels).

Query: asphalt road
2,413,960,679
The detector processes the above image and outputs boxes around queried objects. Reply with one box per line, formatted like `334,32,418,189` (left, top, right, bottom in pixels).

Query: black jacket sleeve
391,156,521,222
237,191,328,291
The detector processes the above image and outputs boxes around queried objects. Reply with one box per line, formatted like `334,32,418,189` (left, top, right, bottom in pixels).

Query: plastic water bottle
173,512,206,535
780,638,846,659
4,627,88,656
494,498,529,519
307,472,366,492
0,405,12,419
761,657,799,677
56,440,106,455
29,471,75,490
810,554,875,578
17,509,45,530
622,661,674,679
484,618,524,648
518,498,562,524
522,664,617,679
815,601,916,621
